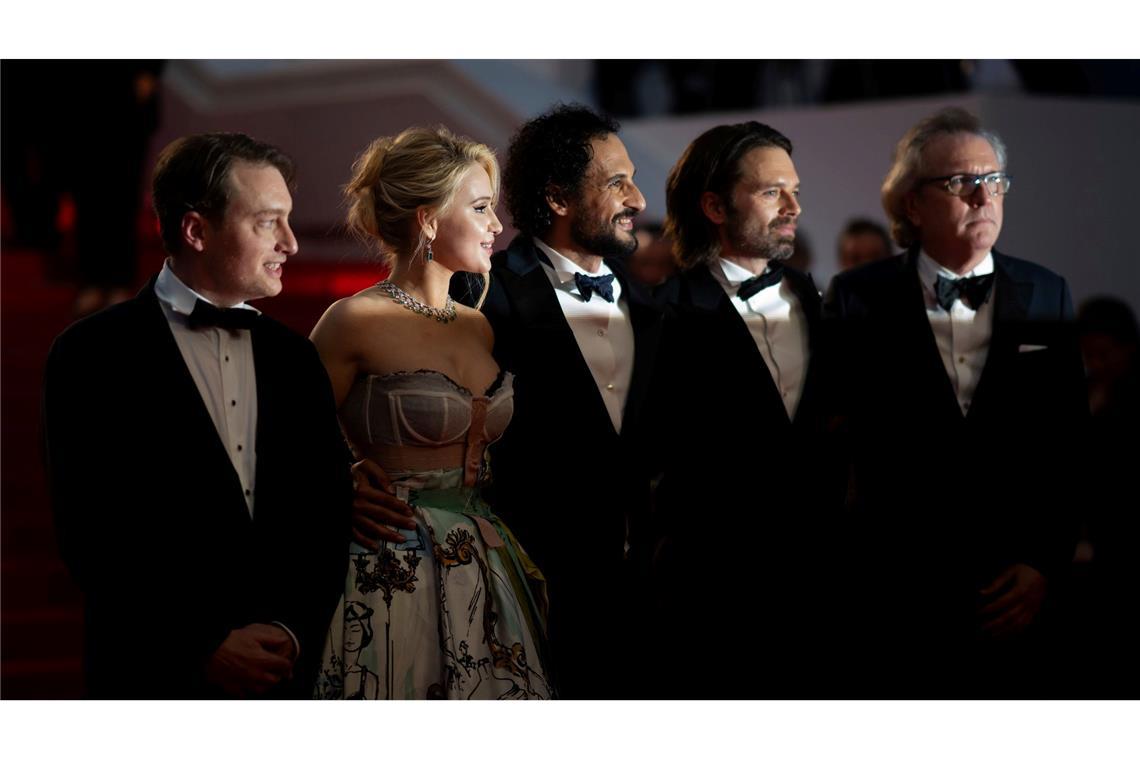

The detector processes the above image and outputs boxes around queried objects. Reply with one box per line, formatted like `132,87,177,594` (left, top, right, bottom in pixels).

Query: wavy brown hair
881,107,1008,249
665,121,792,270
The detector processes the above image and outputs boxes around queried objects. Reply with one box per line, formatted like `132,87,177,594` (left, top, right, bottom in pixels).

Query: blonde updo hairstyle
345,126,500,306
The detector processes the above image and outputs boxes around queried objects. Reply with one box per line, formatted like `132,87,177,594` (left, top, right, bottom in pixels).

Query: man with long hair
649,120,839,697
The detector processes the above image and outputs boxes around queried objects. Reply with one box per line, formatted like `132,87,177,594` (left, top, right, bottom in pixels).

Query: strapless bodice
339,369,513,486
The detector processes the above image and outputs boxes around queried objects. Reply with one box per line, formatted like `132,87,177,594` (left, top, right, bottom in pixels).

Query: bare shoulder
456,303,495,350
311,290,392,343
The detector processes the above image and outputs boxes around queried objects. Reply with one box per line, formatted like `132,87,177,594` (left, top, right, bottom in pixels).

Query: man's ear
181,211,208,253
700,191,727,225
416,206,439,241
904,192,921,226
545,185,570,218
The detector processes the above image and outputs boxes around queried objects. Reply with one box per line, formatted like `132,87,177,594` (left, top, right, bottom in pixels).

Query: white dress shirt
711,258,809,420
155,261,259,517
155,262,301,657
534,238,635,434
916,249,995,415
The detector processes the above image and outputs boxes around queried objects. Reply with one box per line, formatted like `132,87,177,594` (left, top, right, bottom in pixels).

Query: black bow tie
737,262,785,301
934,273,994,312
187,299,259,331
574,272,616,303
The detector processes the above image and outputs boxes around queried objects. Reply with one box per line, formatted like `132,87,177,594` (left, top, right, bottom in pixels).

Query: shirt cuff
271,621,300,662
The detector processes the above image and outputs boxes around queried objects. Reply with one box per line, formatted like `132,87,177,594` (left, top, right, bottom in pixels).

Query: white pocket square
1018,344,1048,352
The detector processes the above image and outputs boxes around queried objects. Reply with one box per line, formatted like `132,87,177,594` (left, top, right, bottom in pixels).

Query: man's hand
351,459,415,550
977,563,1047,640
204,623,296,697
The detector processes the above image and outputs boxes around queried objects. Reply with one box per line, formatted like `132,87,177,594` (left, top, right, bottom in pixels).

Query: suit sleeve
1019,277,1088,581
43,327,234,694
43,331,100,586
258,337,352,694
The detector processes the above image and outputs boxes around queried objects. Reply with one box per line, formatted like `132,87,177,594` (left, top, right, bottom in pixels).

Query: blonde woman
311,127,552,699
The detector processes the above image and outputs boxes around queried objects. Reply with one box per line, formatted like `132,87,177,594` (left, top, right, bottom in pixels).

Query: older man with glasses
822,108,1088,697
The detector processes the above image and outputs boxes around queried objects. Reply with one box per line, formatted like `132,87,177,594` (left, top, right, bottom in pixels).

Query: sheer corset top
340,369,514,487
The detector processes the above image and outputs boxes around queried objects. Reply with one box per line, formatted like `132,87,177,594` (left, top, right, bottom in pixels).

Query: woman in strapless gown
309,127,552,699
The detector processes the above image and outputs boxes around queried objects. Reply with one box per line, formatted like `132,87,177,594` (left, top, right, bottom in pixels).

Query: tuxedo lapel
895,250,964,421
137,279,251,518
611,257,661,436
688,264,789,425
967,251,1033,421
691,263,767,377
250,323,281,515
500,238,619,438
784,268,822,428
502,242,572,333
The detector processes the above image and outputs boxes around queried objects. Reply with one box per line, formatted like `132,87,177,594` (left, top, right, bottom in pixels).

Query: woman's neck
386,256,453,309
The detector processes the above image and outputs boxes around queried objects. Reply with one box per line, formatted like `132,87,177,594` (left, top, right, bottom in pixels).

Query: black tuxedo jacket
453,235,663,696
646,262,843,695
651,261,831,516
43,279,352,698
822,248,1087,651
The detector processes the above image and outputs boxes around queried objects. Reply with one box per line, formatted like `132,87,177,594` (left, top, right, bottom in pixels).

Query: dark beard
726,210,794,262
571,212,639,259
764,237,795,262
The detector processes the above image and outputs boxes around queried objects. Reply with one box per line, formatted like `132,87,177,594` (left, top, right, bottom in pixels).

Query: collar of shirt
155,259,261,320
533,237,622,303
916,248,995,301
711,256,787,310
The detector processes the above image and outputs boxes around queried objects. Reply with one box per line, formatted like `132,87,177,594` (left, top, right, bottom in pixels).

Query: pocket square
1018,344,1048,352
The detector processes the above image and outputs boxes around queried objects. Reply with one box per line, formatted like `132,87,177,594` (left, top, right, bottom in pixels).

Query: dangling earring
425,240,434,262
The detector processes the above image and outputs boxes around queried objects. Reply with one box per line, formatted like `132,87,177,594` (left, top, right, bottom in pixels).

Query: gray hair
880,108,1008,249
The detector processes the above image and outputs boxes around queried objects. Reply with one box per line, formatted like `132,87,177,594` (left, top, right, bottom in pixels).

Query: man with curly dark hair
501,105,635,258
452,103,664,698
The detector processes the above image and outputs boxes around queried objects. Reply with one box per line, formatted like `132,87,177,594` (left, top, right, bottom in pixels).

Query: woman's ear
416,206,439,241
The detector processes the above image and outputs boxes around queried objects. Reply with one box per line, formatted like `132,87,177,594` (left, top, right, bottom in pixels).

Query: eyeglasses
918,172,1012,197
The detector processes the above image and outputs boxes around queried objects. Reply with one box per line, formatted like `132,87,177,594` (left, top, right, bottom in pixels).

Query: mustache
612,210,639,224
769,216,797,232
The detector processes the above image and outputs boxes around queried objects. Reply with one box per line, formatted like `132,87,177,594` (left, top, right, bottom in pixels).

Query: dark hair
151,132,296,254
665,121,793,270
840,218,893,255
503,104,620,238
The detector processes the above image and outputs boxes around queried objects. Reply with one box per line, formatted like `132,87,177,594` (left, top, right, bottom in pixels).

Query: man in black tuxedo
647,121,841,696
450,104,662,697
823,108,1087,695
43,133,352,698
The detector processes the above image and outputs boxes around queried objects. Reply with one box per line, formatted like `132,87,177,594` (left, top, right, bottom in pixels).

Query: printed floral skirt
314,468,553,699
